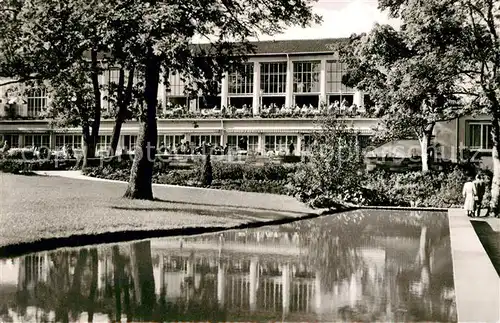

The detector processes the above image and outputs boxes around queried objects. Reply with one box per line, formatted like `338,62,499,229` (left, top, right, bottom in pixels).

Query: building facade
0,38,493,164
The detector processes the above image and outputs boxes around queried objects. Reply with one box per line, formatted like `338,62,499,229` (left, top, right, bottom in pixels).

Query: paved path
448,209,500,323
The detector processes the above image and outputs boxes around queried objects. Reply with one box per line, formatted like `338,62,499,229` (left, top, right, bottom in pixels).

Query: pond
0,209,457,322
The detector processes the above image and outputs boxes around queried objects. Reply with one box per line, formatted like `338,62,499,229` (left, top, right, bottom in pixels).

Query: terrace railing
154,104,375,120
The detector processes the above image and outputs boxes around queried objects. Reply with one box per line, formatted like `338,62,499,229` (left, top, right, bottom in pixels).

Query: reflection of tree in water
6,210,455,322
12,248,100,322
129,241,155,320
392,212,456,322
300,211,368,292
126,243,225,322
291,209,456,322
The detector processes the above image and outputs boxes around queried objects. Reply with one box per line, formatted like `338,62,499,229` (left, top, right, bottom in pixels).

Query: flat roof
91,38,348,60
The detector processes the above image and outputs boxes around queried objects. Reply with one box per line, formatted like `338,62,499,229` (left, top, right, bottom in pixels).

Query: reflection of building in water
16,253,49,292
149,240,390,317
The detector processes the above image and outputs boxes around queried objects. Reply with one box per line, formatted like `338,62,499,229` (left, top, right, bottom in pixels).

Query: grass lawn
0,172,315,252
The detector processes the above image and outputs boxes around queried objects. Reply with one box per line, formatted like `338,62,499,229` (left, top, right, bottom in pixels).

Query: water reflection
0,210,457,322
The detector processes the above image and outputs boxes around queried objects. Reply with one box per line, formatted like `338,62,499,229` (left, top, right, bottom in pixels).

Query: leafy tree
0,0,110,166
95,0,321,200
44,61,102,167
289,115,364,207
105,66,143,156
341,24,467,173
376,0,500,214
0,0,90,85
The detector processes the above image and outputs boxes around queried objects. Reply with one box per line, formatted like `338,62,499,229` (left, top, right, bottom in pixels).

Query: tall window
26,88,47,117
166,73,189,107
265,135,297,153
158,135,185,148
358,135,372,150
123,135,138,151
229,64,254,95
4,135,19,148
24,135,49,148
107,69,120,86
105,69,121,111
227,135,258,152
293,61,320,93
293,61,320,107
55,135,82,149
467,122,493,150
228,64,254,108
167,73,186,96
326,61,355,105
199,80,222,110
301,135,313,152
260,62,287,94
97,135,112,152
191,135,220,147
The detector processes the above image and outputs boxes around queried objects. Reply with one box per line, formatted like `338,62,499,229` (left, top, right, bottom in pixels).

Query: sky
255,0,401,41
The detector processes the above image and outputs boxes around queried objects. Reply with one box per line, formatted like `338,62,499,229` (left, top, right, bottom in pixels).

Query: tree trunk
124,51,160,200
88,48,102,164
82,125,96,169
110,120,124,156
419,123,435,173
110,67,135,156
489,115,500,216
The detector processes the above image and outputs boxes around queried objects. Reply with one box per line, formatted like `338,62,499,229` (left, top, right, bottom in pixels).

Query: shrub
288,116,364,205
210,162,297,182
200,153,213,186
0,159,78,174
362,166,473,208
157,169,198,186
4,148,36,160
211,162,244,180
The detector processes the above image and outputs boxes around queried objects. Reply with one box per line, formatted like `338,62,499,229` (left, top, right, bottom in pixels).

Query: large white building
0,38,493,165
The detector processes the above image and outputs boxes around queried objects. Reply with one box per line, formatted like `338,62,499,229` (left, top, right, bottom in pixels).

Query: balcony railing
155,104,375,119
0,104,377,121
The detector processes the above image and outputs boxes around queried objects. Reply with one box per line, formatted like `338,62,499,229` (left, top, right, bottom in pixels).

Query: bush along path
78,157,480,209
82,159,297,195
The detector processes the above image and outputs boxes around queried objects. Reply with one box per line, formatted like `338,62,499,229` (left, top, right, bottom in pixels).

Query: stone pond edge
448,208,500,323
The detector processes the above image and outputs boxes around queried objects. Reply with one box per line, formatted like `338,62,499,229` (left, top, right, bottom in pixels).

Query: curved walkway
0,171,332,256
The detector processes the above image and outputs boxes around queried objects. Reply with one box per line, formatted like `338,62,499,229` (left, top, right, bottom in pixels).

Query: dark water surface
0,210,457,322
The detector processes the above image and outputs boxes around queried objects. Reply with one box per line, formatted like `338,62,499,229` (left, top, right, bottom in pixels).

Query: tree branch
0,76,41,87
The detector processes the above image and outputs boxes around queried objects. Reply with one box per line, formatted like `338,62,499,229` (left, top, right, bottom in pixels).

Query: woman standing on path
463,177,476,217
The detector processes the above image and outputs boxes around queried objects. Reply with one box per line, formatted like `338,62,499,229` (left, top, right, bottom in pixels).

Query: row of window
167,94,360,110
0,122,493,151
5,61,354,117
168,61,353,97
